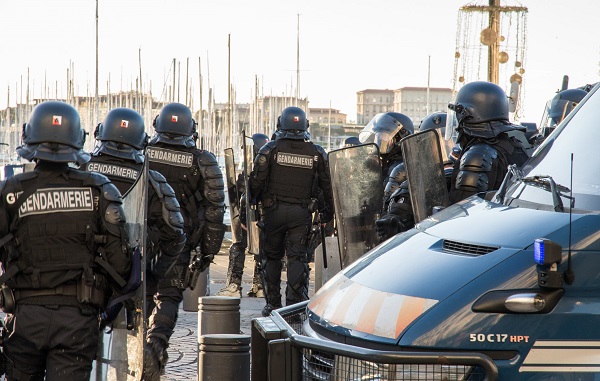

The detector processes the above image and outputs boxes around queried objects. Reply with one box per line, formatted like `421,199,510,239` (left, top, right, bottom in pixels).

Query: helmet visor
445,103,459,141
547,98,577,126
359,113,403,154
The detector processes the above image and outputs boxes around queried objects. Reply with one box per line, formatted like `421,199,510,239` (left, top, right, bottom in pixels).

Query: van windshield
506,84,600,211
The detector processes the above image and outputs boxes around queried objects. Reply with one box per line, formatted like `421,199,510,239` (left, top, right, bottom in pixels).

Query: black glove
375,215,402,241
199,253,215,272
143,337,168,381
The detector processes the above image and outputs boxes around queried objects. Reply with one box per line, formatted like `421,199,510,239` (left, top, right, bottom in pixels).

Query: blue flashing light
534,239,545,265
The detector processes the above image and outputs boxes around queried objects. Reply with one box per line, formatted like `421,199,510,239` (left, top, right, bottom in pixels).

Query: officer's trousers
3,304,99,381
146,249,190,345
260,201,311,307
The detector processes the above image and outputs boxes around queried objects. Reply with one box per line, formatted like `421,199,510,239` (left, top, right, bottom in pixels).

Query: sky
0,0,598,125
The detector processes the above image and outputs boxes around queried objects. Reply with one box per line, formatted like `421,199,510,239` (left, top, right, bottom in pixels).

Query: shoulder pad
70,169,112,187
104,203,127,235
20,171,39,181
390,162,407,184
102,181,123,203
390,180,410,200
149,170,179,205
197,150,219,166
260,141,277,155
148,169,175,197
314,144,328,159
148,169,167,183
460,143,497,172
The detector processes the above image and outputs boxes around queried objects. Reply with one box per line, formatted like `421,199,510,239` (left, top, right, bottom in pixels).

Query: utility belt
0,278,106,313
263,193,311,208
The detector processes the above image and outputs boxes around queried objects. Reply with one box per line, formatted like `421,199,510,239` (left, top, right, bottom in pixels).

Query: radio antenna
564,153,575,285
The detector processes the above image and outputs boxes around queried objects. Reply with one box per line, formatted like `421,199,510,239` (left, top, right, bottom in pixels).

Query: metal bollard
198,296,241,335
198,334,250,381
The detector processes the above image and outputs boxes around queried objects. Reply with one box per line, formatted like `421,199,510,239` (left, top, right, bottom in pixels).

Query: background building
394,87,453,126
356,89,394,125
357,87,453,127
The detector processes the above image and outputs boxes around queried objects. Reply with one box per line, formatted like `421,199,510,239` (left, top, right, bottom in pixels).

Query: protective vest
82,156,141,195
268,139,318,203
2,171,104,291
146,144,203,232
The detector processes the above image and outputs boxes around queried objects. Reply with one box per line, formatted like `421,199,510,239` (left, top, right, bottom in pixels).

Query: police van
252,83,600,381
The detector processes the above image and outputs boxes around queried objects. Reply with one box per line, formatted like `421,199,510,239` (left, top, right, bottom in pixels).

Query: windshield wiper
494,164,523,204
522,175,571,212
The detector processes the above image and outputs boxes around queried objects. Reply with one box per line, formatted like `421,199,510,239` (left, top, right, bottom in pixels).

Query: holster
77,274,106,306
183,252,203,290
0,286,15,314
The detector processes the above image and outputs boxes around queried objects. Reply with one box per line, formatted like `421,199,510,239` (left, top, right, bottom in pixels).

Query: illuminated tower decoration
453,0,528,117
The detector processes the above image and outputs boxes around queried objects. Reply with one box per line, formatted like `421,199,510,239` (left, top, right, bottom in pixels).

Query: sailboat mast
296,14,300,107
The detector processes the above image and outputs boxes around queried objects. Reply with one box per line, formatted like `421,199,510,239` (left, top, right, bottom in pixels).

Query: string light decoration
453,1,528,118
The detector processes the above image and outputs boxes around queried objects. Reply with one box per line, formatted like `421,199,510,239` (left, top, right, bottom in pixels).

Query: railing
253,302,498,381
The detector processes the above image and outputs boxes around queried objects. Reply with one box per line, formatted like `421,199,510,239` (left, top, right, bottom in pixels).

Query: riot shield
224,148,242,243
400,129,450,223
243,136,260,255
92,160,148,381
329,143,383,269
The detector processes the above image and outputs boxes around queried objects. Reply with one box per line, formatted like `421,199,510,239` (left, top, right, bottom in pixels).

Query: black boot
143,336,168,381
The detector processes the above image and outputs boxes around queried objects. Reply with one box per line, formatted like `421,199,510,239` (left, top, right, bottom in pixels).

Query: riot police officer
145,102,226,374
375,111,459,241
538,88,588,140
358,112,414,186
80,107,187,379
447,81,529,203
249,106,334,317
358,112,413,241
0,101,132,379
216,133,269,298
343,136,361,147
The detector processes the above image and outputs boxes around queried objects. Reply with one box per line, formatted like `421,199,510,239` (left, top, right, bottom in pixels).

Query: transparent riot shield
329,143,383,269
243,136,260,256
224,148,242,244
92,160,147,381
400,129,450,223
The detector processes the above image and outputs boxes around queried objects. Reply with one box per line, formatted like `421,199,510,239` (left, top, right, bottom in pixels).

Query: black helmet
251,133,269,157
541,88,587,137
93,107,147,163
449,81,509,125
385,112,414,136
358,112,413,154
277,107,308,131
344,136,361,147
17,101,90,164
149,102,197,147
419,111,447,134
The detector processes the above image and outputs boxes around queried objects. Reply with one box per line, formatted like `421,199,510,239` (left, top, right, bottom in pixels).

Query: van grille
443,240,498,256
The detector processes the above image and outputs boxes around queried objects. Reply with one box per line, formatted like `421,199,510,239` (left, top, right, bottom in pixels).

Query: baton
320,216,328,269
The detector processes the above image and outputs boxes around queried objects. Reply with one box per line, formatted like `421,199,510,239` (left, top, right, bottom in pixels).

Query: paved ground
161,234,316,381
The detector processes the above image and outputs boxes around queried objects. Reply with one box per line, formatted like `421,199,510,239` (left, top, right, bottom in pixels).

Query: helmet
358,112,413,154
277,107,308,131
540,88,587,137
17,101,90,164
149,102,197,147
153,102,195,136
449,81,509,125
419,111,447,134
344,136,361,147
385,112,414,136
251,133,269,157
93,107,147,163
